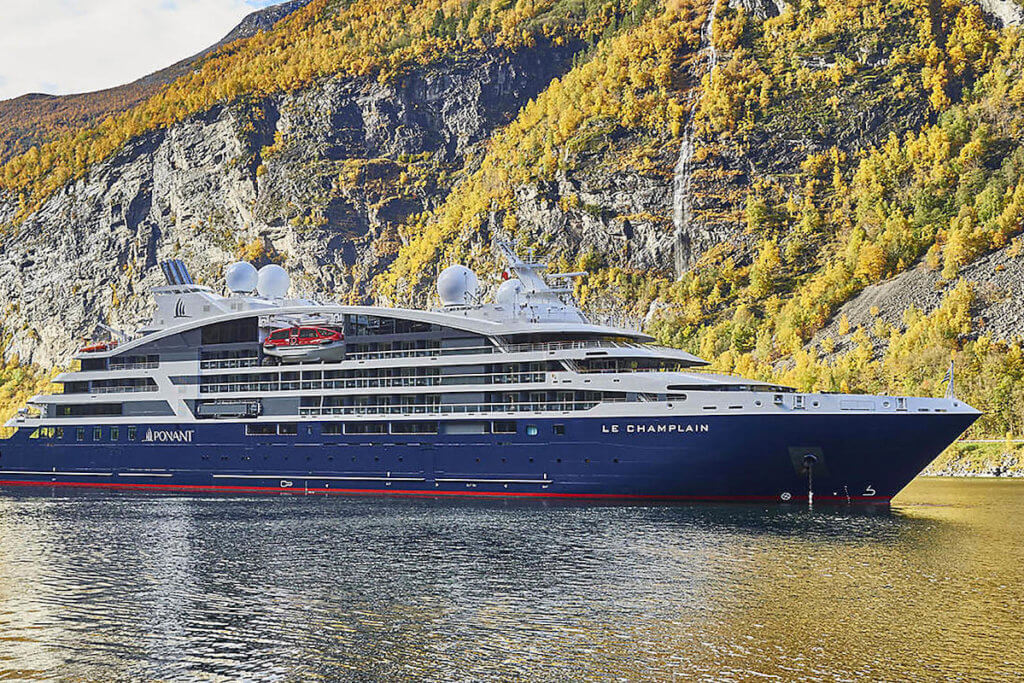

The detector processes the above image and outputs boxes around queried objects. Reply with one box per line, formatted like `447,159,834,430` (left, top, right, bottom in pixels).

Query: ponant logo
143,429,194,443
174,298,187,318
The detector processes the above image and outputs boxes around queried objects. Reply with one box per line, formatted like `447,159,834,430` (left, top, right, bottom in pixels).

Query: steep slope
0,0,314,163
2,0,1024,439
0,0,666,368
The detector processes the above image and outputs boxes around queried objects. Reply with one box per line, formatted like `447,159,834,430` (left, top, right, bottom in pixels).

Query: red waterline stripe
0,479,891,503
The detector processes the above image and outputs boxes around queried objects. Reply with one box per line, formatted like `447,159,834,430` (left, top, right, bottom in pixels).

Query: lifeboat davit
262,325,345,364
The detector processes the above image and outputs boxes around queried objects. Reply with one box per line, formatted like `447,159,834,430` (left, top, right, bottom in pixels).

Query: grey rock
728,0,788,20
0,47,577,367
976,0,1024,27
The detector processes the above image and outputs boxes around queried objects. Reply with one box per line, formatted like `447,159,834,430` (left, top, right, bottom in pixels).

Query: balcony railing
109,362,159,371
343,345,494,360
65,385,158,395
200,357,260,370
199,371,548,394
297,400,602,417
501,340,641,354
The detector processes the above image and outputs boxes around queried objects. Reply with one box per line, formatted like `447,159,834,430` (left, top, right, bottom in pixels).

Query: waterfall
672,0,718,277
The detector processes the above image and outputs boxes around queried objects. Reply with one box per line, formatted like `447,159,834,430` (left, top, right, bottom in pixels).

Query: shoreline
922,441,1024,478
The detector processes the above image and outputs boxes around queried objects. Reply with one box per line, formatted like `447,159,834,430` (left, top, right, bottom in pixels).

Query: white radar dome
495,278,524,307
225,261,258,293
256,264,291,299
437,265,479,306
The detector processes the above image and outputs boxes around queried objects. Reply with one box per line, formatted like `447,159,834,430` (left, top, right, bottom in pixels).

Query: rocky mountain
2,0,1024,437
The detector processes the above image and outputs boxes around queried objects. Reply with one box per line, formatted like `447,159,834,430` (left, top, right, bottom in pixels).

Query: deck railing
108,361,160,371
297,400,602,417
501,339,639,353
200,357,260,370
199,371,548,394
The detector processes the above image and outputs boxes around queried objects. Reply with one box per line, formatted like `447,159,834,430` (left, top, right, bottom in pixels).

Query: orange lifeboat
79,340,119,353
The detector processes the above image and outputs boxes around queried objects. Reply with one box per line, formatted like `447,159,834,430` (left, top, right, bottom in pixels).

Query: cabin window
110,427,119,441
269,330,289,341
553,424,565,435
391,421,438,434
344,422,386,434
526,425,539,436
201,318,257,345
322,423,344,435
492,421,516,434
299,329,316,339
81,358,106,372
278,423,298,436
245,424,277,436
128,427,137,441
57,403,123,417
76,428,85,442
93,427,102,441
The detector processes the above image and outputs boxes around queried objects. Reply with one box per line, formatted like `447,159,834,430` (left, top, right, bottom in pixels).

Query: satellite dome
437,265,479,306
495,278,524,307
256,264,290,299
225,261,258,293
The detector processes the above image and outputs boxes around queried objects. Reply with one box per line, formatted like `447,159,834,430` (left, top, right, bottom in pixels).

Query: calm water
0,479,1021,681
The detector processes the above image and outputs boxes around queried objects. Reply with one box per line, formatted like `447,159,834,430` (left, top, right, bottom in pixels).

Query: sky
0,0,281,101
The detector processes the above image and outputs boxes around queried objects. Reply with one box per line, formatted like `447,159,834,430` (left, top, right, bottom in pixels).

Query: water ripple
0,480,1021,680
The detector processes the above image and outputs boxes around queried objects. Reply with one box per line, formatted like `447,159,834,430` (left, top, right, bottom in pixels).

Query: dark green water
0,478,1021,680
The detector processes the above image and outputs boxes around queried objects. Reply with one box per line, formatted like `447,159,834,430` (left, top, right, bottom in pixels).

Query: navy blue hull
0,413,978,502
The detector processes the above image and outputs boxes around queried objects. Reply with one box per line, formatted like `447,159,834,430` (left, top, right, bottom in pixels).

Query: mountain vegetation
2,0,1024,445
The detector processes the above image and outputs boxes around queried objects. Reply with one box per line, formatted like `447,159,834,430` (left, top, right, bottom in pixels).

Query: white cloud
0,0,281,101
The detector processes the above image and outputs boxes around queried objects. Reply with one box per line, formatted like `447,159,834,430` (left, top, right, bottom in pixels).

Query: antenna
944,360,956,400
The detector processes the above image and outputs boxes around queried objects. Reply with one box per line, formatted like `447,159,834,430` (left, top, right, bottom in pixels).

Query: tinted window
270,330,289,340
391,421,438,434
299,329,316,339
344,422,386,434
201,318,257,345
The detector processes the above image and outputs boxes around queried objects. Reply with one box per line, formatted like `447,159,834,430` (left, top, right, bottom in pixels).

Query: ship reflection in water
0,479,1021,679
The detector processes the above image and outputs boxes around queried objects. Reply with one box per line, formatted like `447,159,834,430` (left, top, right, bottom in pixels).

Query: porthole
556,458,562,463
754,400,762,407
613,458,619,464
584,458,590,464
812,401,820,408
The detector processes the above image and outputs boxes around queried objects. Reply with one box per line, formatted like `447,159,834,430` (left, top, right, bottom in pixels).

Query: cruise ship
1,243,980,503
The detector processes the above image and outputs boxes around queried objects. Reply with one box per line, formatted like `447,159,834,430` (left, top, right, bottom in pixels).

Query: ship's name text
601,423,710,434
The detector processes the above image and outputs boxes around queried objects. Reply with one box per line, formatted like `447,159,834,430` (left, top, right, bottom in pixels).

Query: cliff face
0,44,576,366
3,0,1024,435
